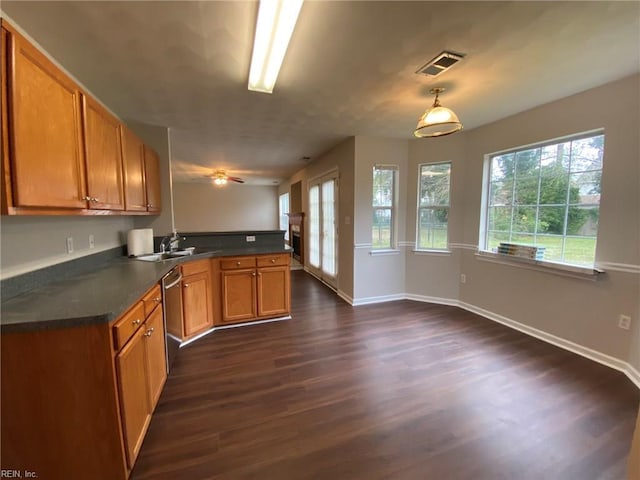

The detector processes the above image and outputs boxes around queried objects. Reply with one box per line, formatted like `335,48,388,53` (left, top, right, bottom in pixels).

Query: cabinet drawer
181,258,210,276
113,301,146,351
142,284,162,318
220,256,256,270
256,253,290,267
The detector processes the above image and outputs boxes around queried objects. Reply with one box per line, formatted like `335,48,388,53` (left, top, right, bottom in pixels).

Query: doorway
307,173,338,289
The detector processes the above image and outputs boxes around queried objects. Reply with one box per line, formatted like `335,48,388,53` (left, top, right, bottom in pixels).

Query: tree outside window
372,166,397,249
417,162,451,250
485,133,604,266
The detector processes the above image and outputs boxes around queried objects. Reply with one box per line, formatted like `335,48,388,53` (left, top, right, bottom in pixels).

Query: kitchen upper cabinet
83,95,125,210
120,126,147,212
3,23,86,211
182,260,213,337
116,325,151,469
144,145,161,213
0,20,161,216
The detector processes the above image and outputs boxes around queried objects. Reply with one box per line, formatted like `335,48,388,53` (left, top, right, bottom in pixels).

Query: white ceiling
3,1,639,185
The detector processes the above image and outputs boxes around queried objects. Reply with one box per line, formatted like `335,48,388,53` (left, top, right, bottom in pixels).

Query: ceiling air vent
416,51,465,77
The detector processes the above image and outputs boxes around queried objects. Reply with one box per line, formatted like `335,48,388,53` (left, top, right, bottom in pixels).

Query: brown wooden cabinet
114,289,167,470
221,268,258,322
83,95,125,210
182,259,213,338
144,145,161,213
121,125,147,212
257,265,291,317
116,324,151,469
220,254,291,325
3,22,86,211
0,20,161,216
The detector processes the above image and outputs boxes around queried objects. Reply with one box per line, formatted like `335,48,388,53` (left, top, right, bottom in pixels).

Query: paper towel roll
127,229,154,256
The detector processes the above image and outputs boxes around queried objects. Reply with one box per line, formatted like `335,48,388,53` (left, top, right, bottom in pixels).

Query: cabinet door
9,30,86,209
221,269,257,323
257,266,290,318
144,305,167,410
143,146,161,213
120,126,147,212
83,95,124,210
116,327,151,469
183,271,213,337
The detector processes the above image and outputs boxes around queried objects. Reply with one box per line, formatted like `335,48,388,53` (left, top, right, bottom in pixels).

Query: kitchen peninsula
1,230,291,479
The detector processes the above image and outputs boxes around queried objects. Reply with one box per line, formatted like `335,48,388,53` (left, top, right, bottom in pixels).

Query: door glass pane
309,185,320,268
321,180,336,276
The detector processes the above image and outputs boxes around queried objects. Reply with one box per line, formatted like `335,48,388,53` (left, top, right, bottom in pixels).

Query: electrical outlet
89,234,95,249
460,273,466,284
618,315,631,330
66,237,74,254
246,235,256,242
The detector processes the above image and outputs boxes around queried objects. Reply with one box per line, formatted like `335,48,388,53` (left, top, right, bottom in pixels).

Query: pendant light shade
414,88,463,138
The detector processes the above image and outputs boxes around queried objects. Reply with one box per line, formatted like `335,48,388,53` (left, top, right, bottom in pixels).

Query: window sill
412,249,452,255
475,251,604,280
369,249,401,256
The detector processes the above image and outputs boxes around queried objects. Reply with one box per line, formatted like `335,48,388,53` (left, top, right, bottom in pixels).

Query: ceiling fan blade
228,176,245,183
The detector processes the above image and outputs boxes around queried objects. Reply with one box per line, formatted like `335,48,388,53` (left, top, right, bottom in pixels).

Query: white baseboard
179,315,291,348
405,293,459,307
351,293,405,306
343,290,639,389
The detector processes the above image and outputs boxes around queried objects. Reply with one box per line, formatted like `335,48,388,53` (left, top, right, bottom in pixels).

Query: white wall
353,137,408,301
285,138,356,299
458,74,640,366
173,182,279,232
405,134,467,302
0,216,134,279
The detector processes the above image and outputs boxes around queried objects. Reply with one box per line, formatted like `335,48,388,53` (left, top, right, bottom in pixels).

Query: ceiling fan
204,170,245,185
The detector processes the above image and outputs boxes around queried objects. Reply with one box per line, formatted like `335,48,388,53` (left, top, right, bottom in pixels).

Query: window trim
415,161,452,251
278,192,290,241
371,164,398,250
478,129,605,268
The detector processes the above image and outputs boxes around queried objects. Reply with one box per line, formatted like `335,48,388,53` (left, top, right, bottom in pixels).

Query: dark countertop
0,245,291,334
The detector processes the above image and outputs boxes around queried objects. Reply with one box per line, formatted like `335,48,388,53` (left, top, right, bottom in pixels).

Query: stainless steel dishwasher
162,267,183,371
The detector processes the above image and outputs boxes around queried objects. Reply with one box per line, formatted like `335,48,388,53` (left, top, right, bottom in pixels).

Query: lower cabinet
182,259,214,338
0,282,166,480
220,253,291,324
115,286,167,470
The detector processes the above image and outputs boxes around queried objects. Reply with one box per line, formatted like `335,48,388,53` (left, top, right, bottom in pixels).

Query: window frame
415,161,452,252
371,165,398,251
279,192,290,241
479,130,605,268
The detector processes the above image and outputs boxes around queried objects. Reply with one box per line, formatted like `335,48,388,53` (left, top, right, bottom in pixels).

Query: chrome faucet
159,231,183,253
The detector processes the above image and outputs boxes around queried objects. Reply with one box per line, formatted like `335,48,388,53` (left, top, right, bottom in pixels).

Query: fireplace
287,212,304,265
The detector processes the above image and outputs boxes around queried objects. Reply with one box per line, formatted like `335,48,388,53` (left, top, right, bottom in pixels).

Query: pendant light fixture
414,87,463,138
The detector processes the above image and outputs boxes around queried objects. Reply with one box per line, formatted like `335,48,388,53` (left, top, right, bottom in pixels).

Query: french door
308,174,338,288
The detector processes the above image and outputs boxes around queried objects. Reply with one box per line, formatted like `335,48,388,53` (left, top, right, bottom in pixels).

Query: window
372,166,397,249
279,193,289,241
417,162,451,250
483,132,604,266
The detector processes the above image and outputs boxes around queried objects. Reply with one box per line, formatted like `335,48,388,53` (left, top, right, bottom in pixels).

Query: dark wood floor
132,271,639,480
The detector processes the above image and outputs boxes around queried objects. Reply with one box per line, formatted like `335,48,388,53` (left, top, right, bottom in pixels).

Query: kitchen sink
135,248,195,262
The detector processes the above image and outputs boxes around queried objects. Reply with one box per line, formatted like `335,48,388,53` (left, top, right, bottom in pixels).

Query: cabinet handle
144,327,154,337
83,195,91,201
236,261,241,266
154,297,161,303
147,204,152,208
271,258,276,263
184,283,189,288
132,319,141,326
91,197,100,203
252,272,256,277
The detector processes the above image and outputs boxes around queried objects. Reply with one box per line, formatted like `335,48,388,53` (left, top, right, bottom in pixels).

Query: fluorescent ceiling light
248,0,303,94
